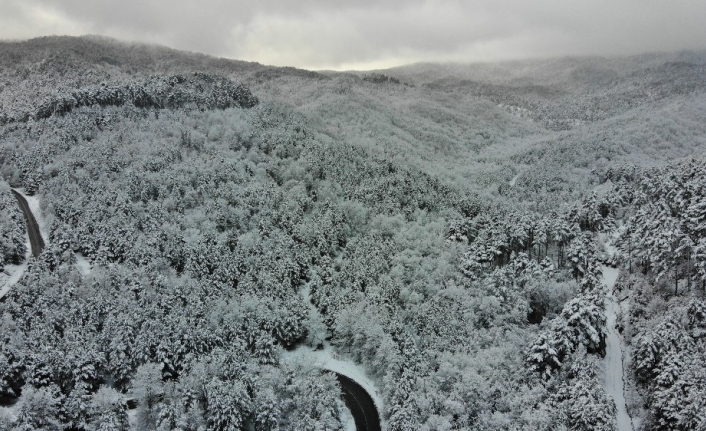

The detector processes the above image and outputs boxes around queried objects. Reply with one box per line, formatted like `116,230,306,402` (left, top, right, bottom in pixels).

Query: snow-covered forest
1,36,705,430
0,185,26,272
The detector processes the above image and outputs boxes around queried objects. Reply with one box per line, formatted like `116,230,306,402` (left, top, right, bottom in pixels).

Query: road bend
11,189,45,257
335,373,381,431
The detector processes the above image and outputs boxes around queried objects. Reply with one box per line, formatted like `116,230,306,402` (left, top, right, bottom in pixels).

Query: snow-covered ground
281,281,385,429
603,266,634,431
602,230,634,431
127,409,137,429
74,252,93,275
0,261,28,298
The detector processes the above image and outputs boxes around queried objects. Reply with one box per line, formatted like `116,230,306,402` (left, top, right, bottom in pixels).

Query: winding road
11,189,45,257
0,190,45,301
9,188,383,429
336,373,381,431
293,283,383,430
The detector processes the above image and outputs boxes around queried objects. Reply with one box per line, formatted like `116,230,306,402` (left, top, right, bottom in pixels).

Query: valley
0,36,705,430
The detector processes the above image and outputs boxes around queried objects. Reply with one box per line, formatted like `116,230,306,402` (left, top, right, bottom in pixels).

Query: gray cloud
1,0,705,70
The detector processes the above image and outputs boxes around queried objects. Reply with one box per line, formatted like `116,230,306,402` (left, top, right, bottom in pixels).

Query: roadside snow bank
0,261,28,299
602,228,634,431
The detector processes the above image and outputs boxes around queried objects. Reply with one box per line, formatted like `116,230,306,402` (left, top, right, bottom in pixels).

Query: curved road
11,189,45,257
335,373,381,431
9,189,383,430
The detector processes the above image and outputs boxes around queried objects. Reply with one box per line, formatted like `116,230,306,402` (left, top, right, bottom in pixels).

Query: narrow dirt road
602,265,634,431
11,189,44,257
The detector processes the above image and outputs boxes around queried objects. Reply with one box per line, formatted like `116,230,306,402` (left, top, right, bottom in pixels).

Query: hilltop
1,36,705,430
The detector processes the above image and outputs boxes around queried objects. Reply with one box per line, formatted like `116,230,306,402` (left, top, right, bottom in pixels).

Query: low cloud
1,0,705,70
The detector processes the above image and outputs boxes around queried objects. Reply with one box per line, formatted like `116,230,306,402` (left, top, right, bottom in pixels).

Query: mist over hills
1,36,706,430
5,36,704,200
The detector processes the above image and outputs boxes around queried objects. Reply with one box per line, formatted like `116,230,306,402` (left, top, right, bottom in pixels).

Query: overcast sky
1,0,706,70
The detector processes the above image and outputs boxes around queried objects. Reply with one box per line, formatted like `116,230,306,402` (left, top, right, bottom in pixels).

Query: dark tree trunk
675,264,679,296
687,252,691,291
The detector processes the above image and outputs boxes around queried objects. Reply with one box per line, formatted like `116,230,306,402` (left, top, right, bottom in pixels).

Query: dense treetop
0,36,705,430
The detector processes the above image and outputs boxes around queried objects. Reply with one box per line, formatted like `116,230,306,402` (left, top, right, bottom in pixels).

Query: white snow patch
603,266,620,291
301,282,314,307
631,414,644,431
0,404,19,423
593,179,614,197
509,173,519,187
0,262,28,299
75,252,93,275
127,408,137,428
602,265,634,431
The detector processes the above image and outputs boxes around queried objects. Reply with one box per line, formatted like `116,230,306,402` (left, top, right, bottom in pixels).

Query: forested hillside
0,184,26,271
0,36,705,430
606,160,706,430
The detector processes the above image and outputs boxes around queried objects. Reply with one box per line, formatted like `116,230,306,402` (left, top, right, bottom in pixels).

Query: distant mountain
1,36,705,430
3,36,705,199
0,35,262,75
385,52,706,129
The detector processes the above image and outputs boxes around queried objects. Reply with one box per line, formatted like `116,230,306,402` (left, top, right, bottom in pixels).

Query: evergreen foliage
1,36,705,429
0,185,27,270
